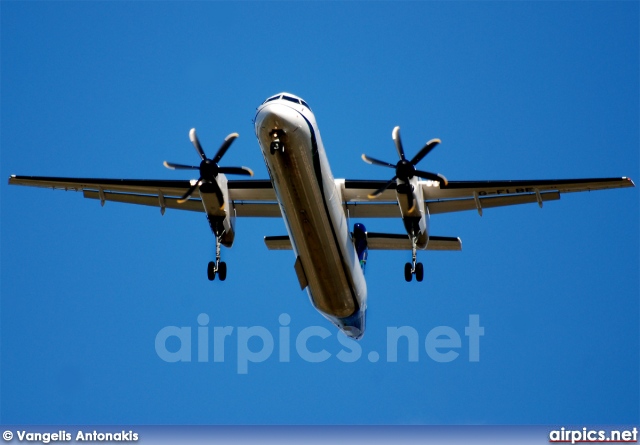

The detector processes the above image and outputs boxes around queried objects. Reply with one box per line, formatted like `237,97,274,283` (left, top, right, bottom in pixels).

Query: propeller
164,128,253,207
361,126,448,212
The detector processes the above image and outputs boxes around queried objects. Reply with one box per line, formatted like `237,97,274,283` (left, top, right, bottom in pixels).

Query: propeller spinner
164,128,253,206
361,126,447,211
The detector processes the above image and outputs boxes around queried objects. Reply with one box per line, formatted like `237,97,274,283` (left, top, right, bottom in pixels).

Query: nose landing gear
269,129,285,154
404,234,424,282
207,236,227,281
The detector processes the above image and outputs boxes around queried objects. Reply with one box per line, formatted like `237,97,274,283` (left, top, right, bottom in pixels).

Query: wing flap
233,203,281,217
83,190,204,212
343,203,401,218
428,191,560,215
341,180,397,202
228,180,276,201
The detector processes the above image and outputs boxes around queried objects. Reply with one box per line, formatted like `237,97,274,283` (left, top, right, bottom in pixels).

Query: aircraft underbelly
254,115,364,319
267,135,357,318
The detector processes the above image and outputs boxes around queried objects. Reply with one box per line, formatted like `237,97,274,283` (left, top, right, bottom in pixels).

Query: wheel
415,262,424,282
404,262,413,282
207,261,216,281
218,261,227,281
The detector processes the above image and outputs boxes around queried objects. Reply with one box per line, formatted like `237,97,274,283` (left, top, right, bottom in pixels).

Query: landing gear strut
207,236,227,281
269,129,285,155
404,233,424,282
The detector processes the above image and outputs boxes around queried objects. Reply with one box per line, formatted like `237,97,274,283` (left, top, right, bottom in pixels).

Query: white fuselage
254,93,367,339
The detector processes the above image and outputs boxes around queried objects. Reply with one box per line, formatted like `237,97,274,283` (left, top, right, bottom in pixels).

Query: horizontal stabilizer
264,234,461,251
366,233,462,251
264,235,292,250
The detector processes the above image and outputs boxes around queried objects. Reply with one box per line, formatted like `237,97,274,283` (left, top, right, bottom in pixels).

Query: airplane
8,92,635,340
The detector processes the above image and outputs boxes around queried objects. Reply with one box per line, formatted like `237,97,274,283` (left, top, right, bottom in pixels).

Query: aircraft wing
8,175,279,216
9,175,634,218
341,177,634,217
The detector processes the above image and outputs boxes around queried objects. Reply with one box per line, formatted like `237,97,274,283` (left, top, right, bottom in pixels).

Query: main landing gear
269,129,285,154
404,235,424,282
207,236,227,281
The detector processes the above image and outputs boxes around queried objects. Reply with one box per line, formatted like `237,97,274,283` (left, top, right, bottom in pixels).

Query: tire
207,261,216,281
218,261,227,281
415,262,424,282
404,262,413,282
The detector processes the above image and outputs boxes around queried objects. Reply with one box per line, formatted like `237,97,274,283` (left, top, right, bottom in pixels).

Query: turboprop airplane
8,92,635,339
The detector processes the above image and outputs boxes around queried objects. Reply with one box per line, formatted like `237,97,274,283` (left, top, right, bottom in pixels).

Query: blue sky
1,1,638,426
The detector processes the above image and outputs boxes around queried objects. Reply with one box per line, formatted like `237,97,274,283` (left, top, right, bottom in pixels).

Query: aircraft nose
255,102,303,135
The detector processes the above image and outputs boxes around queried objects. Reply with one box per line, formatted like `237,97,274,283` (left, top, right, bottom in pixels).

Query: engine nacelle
199,174,235,247
397,176,429,249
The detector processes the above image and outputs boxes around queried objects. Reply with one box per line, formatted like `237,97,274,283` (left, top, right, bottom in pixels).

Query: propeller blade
218,166,254,177
361,154,396,169
177,179,201,204
189,128,207,161
163,161,199,170
212,133,239,164
392,126,406,161
414,170,448,186
368,176,397,199
410,138,441,166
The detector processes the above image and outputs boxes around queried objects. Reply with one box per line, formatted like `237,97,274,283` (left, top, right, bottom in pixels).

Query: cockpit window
282,95,300,105
263,95,281,104
262,94,312,111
